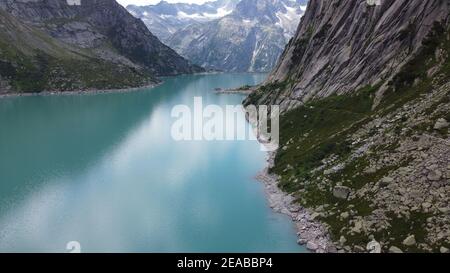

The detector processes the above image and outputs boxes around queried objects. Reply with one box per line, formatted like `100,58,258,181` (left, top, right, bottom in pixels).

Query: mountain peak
128,0,307,72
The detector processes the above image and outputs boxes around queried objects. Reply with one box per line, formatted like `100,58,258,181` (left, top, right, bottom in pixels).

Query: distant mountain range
127,0,308,72
0,0,202,94
127,0,238,43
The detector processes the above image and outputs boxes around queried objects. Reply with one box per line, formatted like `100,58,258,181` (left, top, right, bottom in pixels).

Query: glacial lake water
0,73,304,253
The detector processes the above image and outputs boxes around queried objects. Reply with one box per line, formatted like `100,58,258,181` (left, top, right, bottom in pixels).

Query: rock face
163,0,308,72
250,0,449,109
0,0,202,93
247,0,450,253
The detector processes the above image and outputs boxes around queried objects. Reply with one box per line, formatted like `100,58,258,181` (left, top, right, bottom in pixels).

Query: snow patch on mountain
127,0,308,72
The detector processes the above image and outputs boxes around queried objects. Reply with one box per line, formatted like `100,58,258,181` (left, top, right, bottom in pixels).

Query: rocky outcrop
250,0,449,110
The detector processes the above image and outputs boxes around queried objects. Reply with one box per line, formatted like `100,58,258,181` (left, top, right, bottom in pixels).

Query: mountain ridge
0,0,203,93
168,0,307,72
127,0,237,43
128,0,308,72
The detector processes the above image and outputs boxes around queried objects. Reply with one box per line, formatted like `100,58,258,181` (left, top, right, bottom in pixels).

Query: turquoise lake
0,73,304,253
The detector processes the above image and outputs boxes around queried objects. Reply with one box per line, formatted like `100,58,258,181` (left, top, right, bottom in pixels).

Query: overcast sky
116,0,212,6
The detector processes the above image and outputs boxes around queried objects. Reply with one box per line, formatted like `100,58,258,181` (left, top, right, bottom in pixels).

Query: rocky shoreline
256,151,336,253
0,82,160,99
215,86,257,95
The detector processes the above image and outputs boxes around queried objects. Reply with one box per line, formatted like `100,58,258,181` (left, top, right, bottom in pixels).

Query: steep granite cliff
247,0,450,253
248,0,449,110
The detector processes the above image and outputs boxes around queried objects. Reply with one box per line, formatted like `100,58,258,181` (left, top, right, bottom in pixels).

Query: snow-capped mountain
127,0,238,43
168,0,307,72
127,0,307,72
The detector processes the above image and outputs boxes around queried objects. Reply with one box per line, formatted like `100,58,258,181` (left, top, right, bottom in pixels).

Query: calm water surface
0,73,304,253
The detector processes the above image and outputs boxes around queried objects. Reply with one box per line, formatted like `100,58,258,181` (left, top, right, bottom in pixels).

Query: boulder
333,186,351,200
422,202,432,210
380,177,394,187
340,212,350,220
434,118,449,130
438,207,449,214
364,167,377,174
351,220,364,234
354,245,365,253
310,212,320,220
306,241,319,251
427,170,442,181
403,235,416,246
389,246,403,253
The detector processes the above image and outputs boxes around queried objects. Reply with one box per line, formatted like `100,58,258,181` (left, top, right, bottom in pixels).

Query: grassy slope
0,10,156,93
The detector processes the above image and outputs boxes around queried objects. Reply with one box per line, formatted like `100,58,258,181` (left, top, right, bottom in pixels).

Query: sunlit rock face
255,0,449,110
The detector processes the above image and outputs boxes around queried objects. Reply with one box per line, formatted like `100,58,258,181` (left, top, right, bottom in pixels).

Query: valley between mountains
1,0,450,254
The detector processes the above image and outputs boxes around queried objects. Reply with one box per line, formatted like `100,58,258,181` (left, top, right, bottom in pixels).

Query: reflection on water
0,73,304,253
